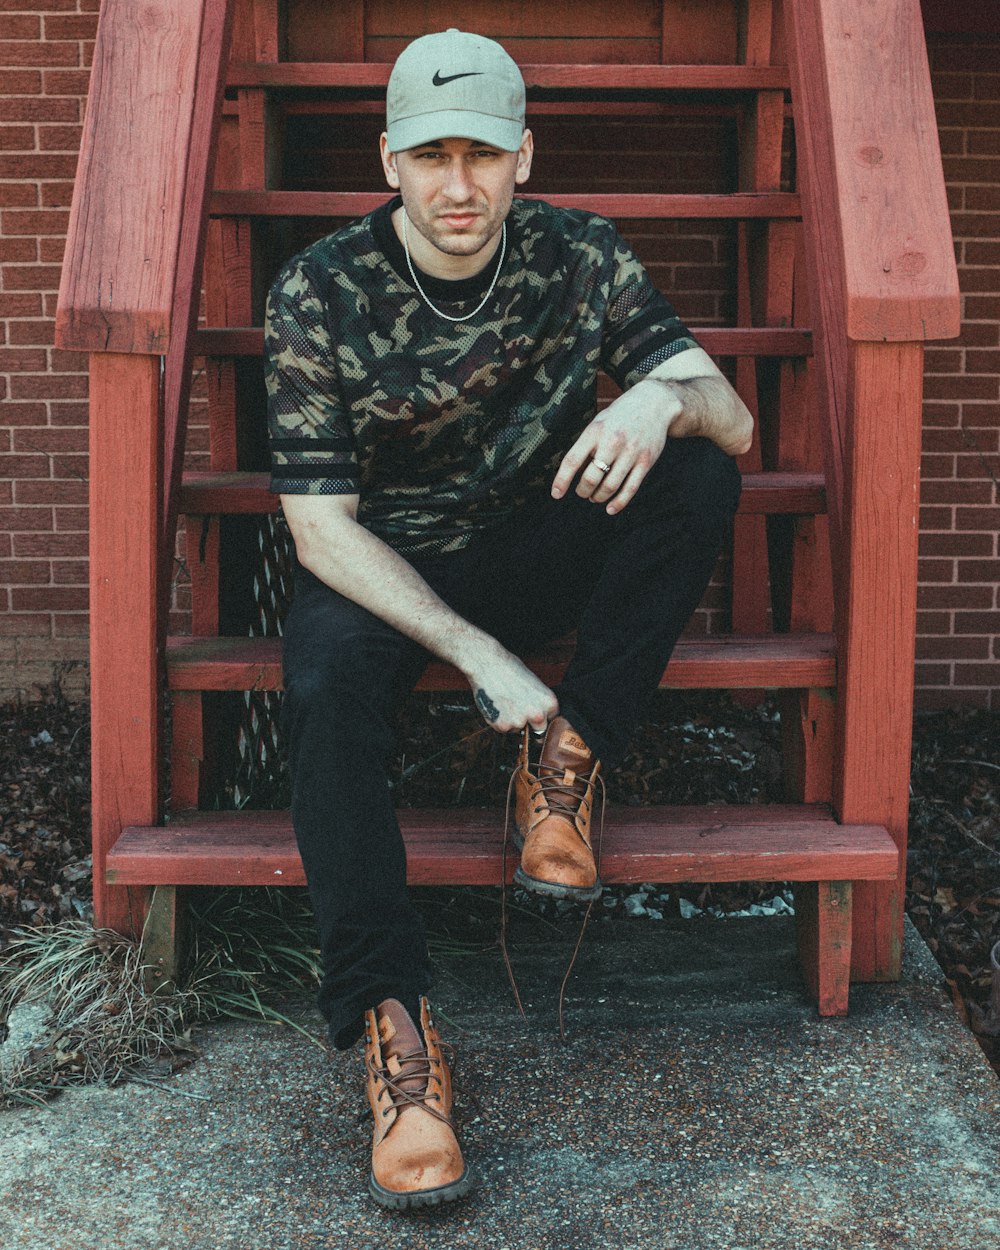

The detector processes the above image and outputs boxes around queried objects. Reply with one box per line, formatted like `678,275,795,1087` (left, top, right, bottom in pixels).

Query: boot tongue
540,717,593,776
376,999,427,1097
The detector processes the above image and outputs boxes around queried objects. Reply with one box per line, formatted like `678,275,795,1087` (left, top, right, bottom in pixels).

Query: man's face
380,132,533,272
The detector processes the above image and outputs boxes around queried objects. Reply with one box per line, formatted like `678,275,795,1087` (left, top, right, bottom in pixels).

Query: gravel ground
1,687,998,1074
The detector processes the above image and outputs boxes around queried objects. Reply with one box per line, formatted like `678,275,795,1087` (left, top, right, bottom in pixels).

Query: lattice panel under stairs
228,512,293,810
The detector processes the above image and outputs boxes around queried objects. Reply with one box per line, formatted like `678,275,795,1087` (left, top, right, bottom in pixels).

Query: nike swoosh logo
432,70,483,86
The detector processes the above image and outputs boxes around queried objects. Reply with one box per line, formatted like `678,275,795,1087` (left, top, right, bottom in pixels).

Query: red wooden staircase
56,0,959,1016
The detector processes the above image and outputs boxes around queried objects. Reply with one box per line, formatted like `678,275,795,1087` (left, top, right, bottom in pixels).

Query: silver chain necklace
402,210,506,323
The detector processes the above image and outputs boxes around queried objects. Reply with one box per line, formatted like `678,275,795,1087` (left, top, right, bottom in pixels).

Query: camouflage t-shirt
265,195,698,555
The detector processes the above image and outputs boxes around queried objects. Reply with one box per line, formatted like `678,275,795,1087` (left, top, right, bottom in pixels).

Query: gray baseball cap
385,29,526,152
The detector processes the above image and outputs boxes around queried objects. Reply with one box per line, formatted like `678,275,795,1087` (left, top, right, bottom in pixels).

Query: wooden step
191,326,813,359
165,633,836,693
107,805,896,888
225,62,791,92
209,191,801,220
179,470,826,518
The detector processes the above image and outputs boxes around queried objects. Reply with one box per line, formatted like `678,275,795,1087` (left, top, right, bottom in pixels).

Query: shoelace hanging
500,745,607,1043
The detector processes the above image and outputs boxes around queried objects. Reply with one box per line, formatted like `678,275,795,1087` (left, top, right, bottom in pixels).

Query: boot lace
366,1040,458,1128
533,761,596,823
500,740,607,1043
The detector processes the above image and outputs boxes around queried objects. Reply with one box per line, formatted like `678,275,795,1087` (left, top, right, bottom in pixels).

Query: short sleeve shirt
265,195,698,556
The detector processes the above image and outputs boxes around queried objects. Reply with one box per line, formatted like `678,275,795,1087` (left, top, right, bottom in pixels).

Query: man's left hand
550,380,682,515
550,346,754,514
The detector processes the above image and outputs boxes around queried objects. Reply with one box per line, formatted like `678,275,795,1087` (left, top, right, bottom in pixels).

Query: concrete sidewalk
1,913,998,1250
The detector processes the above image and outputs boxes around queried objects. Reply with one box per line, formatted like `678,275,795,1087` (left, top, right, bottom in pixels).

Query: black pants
280,437,742,1048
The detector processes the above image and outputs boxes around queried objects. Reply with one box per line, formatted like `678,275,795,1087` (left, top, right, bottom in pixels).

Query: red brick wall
921,36,1000,709
0,1,97,699
1,11,998,706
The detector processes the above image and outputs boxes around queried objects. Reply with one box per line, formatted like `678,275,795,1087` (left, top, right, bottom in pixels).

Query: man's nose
442,158,475,200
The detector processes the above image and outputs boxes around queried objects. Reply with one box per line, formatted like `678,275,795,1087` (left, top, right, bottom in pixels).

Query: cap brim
386,110,524,152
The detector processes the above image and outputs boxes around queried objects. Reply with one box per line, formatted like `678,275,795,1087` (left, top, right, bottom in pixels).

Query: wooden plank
784,234,835,636
280,97,751,119
107,807,898,887
164,632,837,692
732,226,771,641
204,222,254,330
785,0,959,342
785,0,847,562
186,513,221,634
161,0,235,566
739,0,775,66
370,36,666,65
837,340,924,982
140,884,186,993
210,190,801,218
743,91,786,195
169,690,205,812
287,0,364,60
780,686,835,804
237,89,272,190
795,880,852,1015
89,353,163,937
364,0,660,39
225,61,791,89
663,0,738,64
178,469,826,517
56,0,206,354
731,79,789,650
191,326,813,359
250,0,284,62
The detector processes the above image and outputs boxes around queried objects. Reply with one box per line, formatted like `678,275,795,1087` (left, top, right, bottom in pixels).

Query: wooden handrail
54,0,223,355
786,0,959,343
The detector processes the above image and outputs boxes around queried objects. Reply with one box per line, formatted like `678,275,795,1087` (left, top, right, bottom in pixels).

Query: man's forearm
292,510,500,676
641,373,753,456
286,502,559,732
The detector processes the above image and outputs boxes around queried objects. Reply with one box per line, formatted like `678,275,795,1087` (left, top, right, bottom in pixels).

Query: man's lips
438,213,479,228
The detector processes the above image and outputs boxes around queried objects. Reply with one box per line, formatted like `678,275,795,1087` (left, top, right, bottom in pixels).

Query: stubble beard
406,200,510,267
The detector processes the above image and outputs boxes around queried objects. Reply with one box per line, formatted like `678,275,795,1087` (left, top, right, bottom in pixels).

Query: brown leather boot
512,716,603,902
363,997,473,1210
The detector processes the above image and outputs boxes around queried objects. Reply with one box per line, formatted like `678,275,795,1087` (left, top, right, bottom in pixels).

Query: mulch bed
1,688,998,1072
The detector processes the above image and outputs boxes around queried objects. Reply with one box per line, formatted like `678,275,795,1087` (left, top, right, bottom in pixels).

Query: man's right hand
463,642,559,735
281,494,559,736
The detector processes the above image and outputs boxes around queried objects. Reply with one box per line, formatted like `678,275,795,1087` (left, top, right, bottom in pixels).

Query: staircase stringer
162,0,237,609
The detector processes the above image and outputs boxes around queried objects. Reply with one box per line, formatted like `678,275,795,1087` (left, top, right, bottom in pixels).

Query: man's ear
514,128,534,186
379,133,400,189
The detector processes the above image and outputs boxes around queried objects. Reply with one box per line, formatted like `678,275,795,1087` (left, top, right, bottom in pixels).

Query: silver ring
592,458,612,474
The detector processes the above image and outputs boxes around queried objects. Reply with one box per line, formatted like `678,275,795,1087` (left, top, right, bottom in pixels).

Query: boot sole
511,824,603,903
368,1165,475,1210
512,865,603,903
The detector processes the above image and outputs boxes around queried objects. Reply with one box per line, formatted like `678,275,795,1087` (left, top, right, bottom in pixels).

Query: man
264,29,752,1210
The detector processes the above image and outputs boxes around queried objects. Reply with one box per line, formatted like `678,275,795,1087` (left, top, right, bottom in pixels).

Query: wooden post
836,341,925,978
795,880,852,1016
89,353,163,936
55,0,230,945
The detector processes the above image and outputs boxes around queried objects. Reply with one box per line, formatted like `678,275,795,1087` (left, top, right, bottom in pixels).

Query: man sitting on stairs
264,28,753,1211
